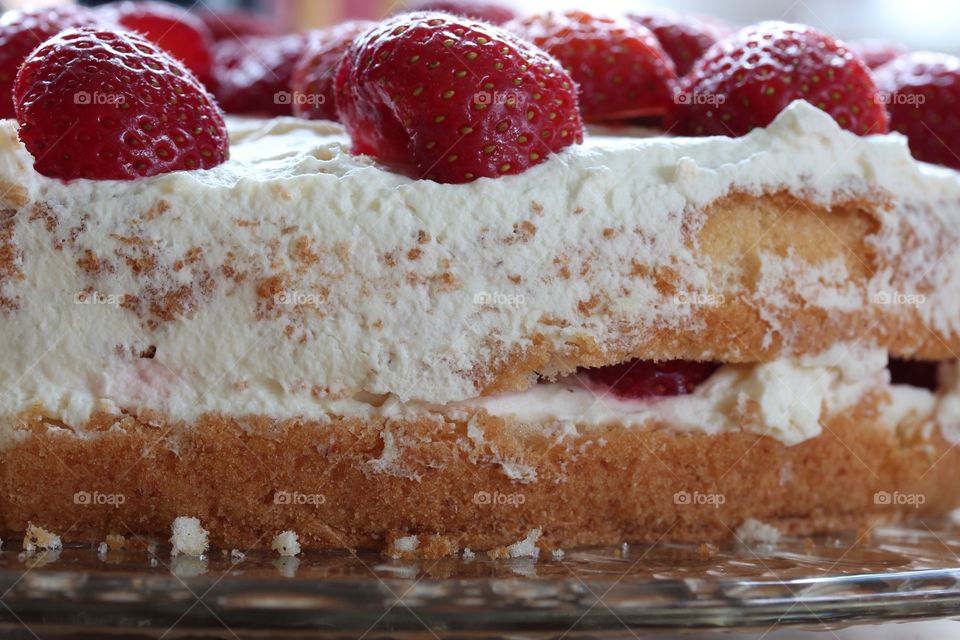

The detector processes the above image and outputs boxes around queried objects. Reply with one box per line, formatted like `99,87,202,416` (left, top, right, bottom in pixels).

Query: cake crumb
170,516,209,556
489,528,542,559
23,524,62,554
736,518,782,545
105,534,126,550
462,548,475,561
386,535,419,559
271,531,301,557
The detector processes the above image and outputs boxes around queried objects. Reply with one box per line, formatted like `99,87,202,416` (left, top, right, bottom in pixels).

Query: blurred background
0,0,955,53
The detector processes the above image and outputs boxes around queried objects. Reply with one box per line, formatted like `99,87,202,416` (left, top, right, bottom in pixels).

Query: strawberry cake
1,6,959,555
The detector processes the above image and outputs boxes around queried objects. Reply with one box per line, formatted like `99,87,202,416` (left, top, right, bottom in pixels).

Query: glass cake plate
1,516,960,638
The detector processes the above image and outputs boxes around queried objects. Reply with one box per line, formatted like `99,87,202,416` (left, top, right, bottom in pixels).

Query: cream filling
469,348,960,448
1,101,960,430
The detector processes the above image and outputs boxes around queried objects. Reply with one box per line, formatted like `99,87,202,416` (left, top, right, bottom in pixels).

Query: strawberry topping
292,21,373,122
583,360,720,399
627,9,732,76
102,1,215,89
212,33,308,116
400,0,516,25
849,38,908,70
874,52,960,169
668,21,889,137
0,5,107,118
507,10,677,122
336,12,583,184
14,29,228,181
195,8,280,42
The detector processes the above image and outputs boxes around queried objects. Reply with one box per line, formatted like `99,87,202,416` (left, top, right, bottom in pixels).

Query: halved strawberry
668,22,889,137
101,1,214,89
212,33,308,116
506,10,676,122
583,360,720,399
292,21,373,122
874,52,960,169
627,9,732,76
0,5,107,118
399,0,515,25
14,29,228,181
336,12,582,184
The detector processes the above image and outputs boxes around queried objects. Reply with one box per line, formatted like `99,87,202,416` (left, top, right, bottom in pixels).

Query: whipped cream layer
467,346,960,447
1,101,960,426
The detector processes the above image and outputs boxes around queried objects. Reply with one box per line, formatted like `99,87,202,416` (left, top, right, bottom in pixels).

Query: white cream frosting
1,100,960,431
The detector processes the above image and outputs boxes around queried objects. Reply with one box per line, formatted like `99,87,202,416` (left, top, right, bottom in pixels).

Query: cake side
1,389,956,551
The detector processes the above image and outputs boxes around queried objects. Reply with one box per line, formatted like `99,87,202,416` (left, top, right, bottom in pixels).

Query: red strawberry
668,22,888,137
888,358,940,391
292,21,373,122
195,8,280,42
583,360,719,399
0,5,107,118
627,9,732,76
336,12,582,184
102,1,214,89
874,52,960,169
849,38,907,70
212,33,308,116
14,29,228,181
400,0,515,25
506,10,676,122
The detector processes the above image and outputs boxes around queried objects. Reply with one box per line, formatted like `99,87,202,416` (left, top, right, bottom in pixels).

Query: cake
0,7,959,555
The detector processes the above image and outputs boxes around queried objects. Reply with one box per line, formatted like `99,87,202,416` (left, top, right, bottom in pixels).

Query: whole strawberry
336,12,582,184
506,10,676,122
874,52,960,169
0,5,107,118
627,9,732,76
849,38,907,70
15,29,228,181
292,21,373,122
101,1,215,89
399,0,515,25
212,33,308,116
195,8,280,42
669,22,889,137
